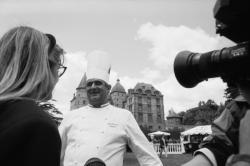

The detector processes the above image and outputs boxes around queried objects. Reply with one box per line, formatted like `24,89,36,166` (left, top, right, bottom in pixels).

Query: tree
179,99,220,125
178,111,185,118
198,101,206,107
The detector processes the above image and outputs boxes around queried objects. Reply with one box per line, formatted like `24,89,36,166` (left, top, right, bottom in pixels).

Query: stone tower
110,79,127,108
126,83,165,131
70,73,88,110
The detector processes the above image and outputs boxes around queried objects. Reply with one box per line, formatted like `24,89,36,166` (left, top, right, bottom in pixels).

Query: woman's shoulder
0,99,56,129
1,99,43,115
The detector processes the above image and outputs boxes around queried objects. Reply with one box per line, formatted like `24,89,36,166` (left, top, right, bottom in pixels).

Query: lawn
123,152,192,166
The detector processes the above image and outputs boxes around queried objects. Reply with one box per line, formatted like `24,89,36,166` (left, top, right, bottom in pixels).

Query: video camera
174,0,250,88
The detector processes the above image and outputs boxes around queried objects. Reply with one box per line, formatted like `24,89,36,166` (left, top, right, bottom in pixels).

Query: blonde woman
0,26,66,166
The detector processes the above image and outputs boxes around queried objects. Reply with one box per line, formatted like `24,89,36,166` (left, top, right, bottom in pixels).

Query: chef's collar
88,103,110,108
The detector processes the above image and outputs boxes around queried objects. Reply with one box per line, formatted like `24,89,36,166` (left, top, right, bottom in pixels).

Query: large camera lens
174,42,249,88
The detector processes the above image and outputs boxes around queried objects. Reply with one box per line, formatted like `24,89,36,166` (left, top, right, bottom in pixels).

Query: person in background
159,135,166,158
164,137,169,157
149,135,155,144
0,26,66,166
149,135,158,153
59,51,163,166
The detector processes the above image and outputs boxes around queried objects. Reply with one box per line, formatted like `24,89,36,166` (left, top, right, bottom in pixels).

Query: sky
0,0,235,116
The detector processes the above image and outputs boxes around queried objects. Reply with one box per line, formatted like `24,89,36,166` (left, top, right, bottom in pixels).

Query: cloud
140,68,161,82
136,23,230,114
137,23,222,72
110,67,162,92
155,74,227,113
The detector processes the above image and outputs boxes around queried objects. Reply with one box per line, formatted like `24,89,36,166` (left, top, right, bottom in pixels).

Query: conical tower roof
111,79,126,93
77,73,87,89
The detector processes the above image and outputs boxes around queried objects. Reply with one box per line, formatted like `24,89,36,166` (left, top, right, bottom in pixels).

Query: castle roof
77,73,87,89
167,114,182,119
134,82,161,95
167,108,182,118
111,79,126,94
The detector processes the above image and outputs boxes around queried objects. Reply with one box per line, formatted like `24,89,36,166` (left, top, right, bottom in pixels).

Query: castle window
129,105,132,111
138,113,143,122
145,90,151,95
138,96,142,103
157,114,161,123
138,104,142,111
154,91,159,95
147,97,151,104
148,113,153,122
157,105,161,112
156,98,160,105
137,89,142,93
147,104,151,112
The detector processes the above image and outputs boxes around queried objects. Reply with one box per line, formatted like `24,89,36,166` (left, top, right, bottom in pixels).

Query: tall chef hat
86,50,111,83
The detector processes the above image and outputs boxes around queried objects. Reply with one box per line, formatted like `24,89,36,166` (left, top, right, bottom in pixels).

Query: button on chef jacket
59,103,163,166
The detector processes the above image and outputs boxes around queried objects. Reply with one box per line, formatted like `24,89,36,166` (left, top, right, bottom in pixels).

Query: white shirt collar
88,103,110,108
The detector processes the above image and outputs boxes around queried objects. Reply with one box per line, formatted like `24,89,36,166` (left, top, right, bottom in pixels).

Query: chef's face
86,78,111,107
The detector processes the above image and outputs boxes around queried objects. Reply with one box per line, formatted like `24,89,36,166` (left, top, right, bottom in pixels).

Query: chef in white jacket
59,51,163,166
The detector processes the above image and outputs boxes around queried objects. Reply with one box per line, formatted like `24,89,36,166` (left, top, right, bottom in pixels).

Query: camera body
174,0,250,88
214,0,249,43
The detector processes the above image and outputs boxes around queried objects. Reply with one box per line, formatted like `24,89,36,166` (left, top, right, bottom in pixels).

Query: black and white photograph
0,0,249,166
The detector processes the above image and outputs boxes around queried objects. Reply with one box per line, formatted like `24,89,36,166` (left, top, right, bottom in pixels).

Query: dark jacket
199,99,250,166
159,138,165,148
0,99,61,166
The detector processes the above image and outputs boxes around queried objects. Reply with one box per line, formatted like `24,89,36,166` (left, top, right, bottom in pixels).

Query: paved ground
123,152,192,166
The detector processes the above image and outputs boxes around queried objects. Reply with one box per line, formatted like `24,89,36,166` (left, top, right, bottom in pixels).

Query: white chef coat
59,103,163,166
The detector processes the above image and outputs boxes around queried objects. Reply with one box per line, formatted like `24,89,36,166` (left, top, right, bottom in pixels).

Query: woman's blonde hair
0,26,65,102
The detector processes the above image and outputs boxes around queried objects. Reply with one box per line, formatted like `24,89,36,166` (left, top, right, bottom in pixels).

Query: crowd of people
0,25,250,166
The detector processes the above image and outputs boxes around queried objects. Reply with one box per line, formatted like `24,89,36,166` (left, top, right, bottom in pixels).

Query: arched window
137,89,142,93
145,89,151,94
154,91,159,95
